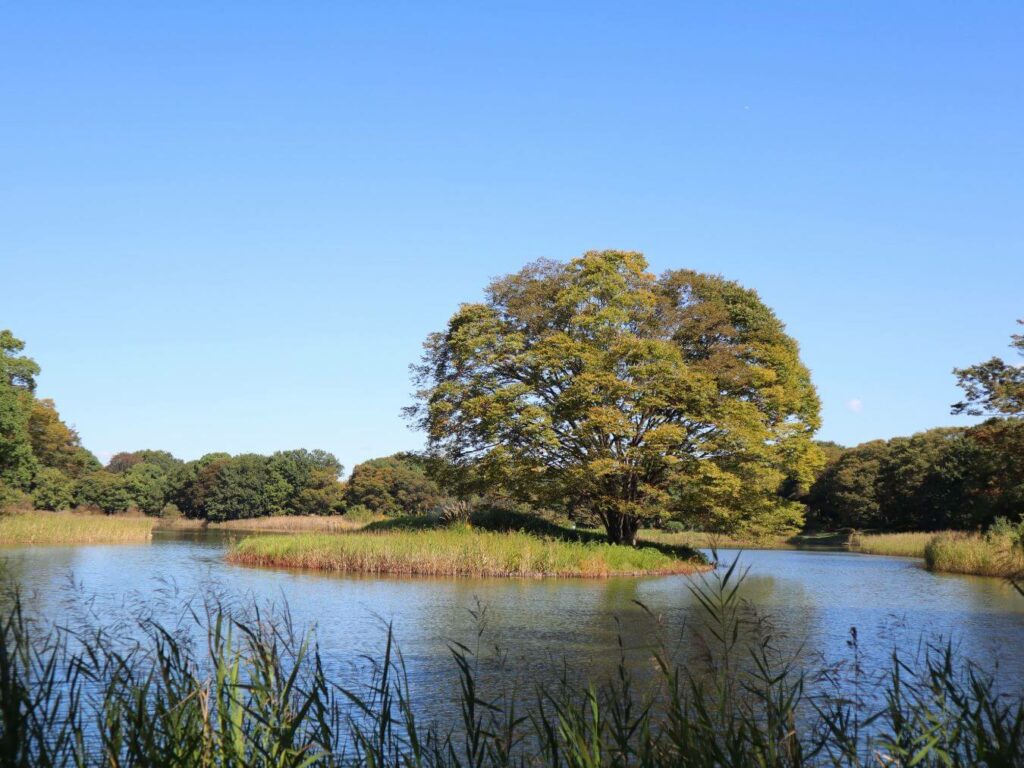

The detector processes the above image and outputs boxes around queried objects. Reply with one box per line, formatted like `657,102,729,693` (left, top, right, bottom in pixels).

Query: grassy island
0,512,156,545
229,525,707,578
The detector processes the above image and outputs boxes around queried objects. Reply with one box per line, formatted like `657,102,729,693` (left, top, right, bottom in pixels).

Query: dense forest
2,309,1021,534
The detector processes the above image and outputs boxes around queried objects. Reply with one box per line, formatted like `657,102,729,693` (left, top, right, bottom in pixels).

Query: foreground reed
2,559,1022,767
0,511,155,545
229,526,705,577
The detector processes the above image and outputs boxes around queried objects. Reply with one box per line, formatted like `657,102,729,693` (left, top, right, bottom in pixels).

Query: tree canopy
1,331,42,492
345,454,444,516
952,320,1024,417
807,422,1023,531
408,251,822,543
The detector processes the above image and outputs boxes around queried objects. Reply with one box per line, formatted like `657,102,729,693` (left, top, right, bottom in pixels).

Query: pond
2,530,1023,715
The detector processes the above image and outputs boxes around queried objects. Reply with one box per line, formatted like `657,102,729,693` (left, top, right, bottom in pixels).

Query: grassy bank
925,532,1024,579
229,526,706,577
0,512,155,545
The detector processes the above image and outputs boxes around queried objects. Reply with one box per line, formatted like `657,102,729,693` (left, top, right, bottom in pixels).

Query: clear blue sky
3,2,1021,472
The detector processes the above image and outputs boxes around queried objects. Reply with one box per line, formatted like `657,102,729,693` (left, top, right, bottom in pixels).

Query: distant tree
168,453,231,518
953,320,1024,417
123,462,172,515
345,455,444,516
815,441,847,466
202,454,291,522
960,418,1024,526
874,429,966,530
28,399,100,478
106,452,144,474
269,449,346,516
107,450,180,475
407,251,822,543
0,330,40,391
0,331,39,490
31,467,75,510
75,470,133,514
807,441,888,529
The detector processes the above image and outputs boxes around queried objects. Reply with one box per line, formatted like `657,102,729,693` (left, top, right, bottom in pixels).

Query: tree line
3,253,1021,540
807,420,1023,531
0,329,450,520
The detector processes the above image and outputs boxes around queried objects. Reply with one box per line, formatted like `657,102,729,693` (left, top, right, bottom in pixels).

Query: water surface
3,531,1022,712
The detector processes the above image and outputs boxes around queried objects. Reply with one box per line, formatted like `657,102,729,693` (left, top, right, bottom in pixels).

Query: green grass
229,526,707,577
848,531,935,558
0,511,155,545
925,531,1024,579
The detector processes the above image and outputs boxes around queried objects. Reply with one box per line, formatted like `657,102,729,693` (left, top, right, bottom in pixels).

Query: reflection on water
2,532,1023,714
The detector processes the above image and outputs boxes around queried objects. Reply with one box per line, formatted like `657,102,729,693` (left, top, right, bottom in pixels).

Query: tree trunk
603,510,639,547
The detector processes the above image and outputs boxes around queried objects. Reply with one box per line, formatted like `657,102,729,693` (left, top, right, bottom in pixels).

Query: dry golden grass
848,531,934,558
924,532,1024,578
640,530,793,550
229,526,707,578
0,512,155,545
211,515,377,533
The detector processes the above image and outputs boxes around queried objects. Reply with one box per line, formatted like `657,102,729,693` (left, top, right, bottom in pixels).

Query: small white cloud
846,398,863,414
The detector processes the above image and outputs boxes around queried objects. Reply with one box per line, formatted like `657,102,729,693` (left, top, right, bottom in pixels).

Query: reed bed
2,559,1021,766
848,531,935,558
229,527,706,577
0,511,155,545
211,515,378,534
640,529,793,550
925,531,1024,579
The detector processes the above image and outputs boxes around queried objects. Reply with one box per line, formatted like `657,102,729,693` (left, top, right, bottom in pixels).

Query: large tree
0,331,40,491
952,320,1024,417
407,251,821,544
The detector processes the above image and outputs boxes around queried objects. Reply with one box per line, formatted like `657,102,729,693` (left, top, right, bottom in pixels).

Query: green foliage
107,449,181,475
168,450,346,521
168,452,232,518
808,421,1024,531
74,470,133,514
345,454,444,516
201,454,291,522
408,251,822,543
30,467,74,511
123,461,173,515
159,502,183,519
27,398,99,478
0,331,39,492
269,449,345,515
953,319,1024,417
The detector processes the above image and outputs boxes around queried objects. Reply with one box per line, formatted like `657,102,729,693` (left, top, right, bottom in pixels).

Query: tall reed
0,512,155,545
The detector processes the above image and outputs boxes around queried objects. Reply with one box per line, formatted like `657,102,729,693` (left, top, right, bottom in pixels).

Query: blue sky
3,2,1021,472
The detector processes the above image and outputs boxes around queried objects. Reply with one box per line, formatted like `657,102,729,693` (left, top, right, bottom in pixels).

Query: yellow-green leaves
409,251,822,540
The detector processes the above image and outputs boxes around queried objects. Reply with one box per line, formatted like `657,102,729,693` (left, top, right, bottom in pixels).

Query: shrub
159,502,183,520
30,467,74,511
74,470,133,514
344,455,443,516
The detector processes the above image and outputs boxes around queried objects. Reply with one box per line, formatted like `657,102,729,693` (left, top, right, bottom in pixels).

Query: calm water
2,531,1023,712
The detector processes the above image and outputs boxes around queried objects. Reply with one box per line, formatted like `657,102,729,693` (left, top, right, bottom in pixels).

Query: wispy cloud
846,398,863,414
